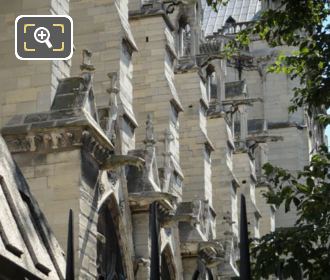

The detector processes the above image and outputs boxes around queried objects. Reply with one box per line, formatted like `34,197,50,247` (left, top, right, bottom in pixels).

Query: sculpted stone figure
100,154,145,171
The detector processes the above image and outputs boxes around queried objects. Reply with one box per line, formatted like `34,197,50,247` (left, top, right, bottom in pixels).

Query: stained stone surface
0,136,66,280
225,80,247,99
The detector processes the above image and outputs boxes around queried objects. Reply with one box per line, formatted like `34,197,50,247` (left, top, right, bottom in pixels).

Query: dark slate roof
202,0,261,35
0,136,66,280
51,76,98,121
126,149,160,193
51,77,87,111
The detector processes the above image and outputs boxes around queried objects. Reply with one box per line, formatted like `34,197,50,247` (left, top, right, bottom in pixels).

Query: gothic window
226,140,233,162
204,143,212,164
200,101,207,117
225,16,236,26
123,114,135,137
97,206,125,280
173,171,182,188
231,182,238,233
169,102,180,162
161,246,176,280
170,102,179,128
122,39,132,63
206,65,217,101
233,112,241,138
254,212,260,238
121,39,133,83
165,49,174,71
86,89,98,121
200,101,207,130
178,17,191,57
161,255,172,280
98,107,110,135
224,16,236,34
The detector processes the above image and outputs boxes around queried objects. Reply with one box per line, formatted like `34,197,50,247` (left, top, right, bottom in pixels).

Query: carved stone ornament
4,129,80,153
80,49,95,72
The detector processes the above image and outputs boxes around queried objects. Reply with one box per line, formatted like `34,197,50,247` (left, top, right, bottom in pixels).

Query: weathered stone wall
0,0,70,128
11,143,131,279
175,70,212,204
13,149,82,277
132,211,151,279
160,225,183,280
78,149,99,279
130,16,178,152
70,0,137,156
233,152,260,238
208,117,238,238
208,116,240,277
128,8,185,279
69,2,138,279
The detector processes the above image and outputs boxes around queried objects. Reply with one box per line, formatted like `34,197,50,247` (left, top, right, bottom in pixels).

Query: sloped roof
202,0,261,36
0,136,66,279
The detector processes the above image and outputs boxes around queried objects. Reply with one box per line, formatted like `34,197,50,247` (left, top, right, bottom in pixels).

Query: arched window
225,16,236,25
161,246,176,279
178,17,191,57
206,65,217,101
224,16,236,34
97,205,125,280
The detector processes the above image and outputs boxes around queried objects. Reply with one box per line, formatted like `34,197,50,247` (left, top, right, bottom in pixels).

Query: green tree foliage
253,148,330,279
224,0,329,114
206,0,330,278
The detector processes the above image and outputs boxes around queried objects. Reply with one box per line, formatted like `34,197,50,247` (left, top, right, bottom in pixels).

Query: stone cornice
128,192,177,213
268,121,306,130
1,109,114,164
180,240,224,266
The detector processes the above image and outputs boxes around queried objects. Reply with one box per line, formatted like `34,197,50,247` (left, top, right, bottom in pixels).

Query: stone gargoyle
99,155,145,171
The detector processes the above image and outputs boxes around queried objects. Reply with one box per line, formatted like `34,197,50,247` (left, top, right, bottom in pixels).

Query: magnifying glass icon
34,27,53,49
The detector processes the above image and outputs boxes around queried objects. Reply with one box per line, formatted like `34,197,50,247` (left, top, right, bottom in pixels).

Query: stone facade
0,0,70,128
0,0,325,279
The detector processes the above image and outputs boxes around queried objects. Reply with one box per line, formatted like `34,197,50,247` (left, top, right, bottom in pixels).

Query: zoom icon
15,15,73,60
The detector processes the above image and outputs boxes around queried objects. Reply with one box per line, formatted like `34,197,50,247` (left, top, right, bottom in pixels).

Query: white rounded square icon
15,15,73,60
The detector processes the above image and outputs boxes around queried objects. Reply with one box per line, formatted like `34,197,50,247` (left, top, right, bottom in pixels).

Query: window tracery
97,206,125,280
178,17,191,57
206,65,217,101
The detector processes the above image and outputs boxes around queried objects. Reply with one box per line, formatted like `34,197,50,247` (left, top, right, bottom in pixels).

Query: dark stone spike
239,194,251,280
65,209,74,280
150,202,160,279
